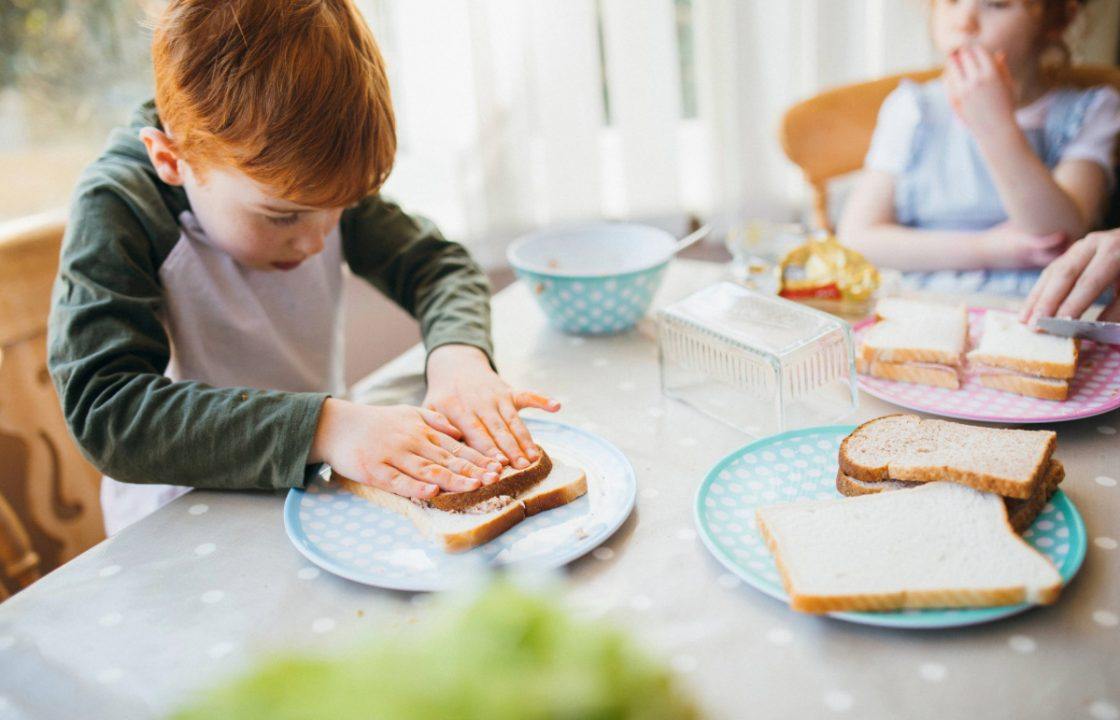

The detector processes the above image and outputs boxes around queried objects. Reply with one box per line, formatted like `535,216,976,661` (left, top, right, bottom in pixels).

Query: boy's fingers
499,399,540,462
395,455,481,493
430,433,502,473
371,467,439,500
457,415,508,465
419,408,461,439
417,441,499,484
479,411,528,469
512,391,561,412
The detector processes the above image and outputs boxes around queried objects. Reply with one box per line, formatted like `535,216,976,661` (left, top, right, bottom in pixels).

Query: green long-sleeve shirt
48,102,493,492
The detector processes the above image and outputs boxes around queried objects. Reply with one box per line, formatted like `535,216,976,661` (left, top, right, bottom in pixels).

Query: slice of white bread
856,357,961,389
756,481,1062,613
335,454,588,553
968,311,1078,381
835,459,1064,534
839,415,1055,499
858,298,968,367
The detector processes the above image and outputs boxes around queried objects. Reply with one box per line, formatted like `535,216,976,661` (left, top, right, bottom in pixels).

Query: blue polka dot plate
284,419,636,591
694,425,1087,629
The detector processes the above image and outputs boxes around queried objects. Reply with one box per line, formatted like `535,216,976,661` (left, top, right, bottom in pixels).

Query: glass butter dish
657,282,857,437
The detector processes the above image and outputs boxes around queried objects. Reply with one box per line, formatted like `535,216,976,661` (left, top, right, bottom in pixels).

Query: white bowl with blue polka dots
694,425,1087,629
507,223,676,335
284,419,636,592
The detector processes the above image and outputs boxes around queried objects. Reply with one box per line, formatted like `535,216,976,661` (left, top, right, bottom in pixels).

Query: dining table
0,258,1116,720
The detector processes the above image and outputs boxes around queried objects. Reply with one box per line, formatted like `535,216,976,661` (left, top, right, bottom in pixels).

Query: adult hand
1021,229,1120,324
423,344,560,470
309,398,501,499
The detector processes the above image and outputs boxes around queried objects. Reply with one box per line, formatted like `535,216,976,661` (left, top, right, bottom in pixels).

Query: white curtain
357,0,1120,267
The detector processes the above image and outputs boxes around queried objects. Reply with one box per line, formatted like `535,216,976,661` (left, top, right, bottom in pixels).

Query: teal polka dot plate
694,425,1087,629
284,419,636,592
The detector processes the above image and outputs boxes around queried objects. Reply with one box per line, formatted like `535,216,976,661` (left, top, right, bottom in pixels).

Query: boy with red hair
48,0,558,534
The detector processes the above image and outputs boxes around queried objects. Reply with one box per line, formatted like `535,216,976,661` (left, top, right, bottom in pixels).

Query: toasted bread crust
428,451,553,511
835,459,1064,534
857,357,961,389
837,415,1055,500
976,373,1070,401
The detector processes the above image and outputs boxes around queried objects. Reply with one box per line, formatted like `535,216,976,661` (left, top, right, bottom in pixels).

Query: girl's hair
151,0,396,208
1038,0,1089,74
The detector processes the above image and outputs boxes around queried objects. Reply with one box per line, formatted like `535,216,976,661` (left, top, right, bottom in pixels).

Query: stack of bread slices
757,415,1065,614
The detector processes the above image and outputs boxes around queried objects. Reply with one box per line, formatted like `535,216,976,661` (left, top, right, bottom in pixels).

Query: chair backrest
780,64,1120,231
0,211,105,597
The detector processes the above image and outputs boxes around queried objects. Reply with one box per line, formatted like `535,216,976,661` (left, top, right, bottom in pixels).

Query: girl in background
839,0,1120,297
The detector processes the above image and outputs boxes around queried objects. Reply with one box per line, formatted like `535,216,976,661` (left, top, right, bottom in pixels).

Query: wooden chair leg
0,491,41,593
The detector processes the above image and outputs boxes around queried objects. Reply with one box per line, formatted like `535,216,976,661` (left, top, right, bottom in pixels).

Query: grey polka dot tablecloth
0,260,1116,720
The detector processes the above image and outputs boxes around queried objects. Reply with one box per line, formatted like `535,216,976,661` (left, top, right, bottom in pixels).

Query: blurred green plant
173,581,703,720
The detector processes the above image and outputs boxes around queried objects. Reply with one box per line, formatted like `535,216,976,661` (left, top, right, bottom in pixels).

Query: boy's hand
424,344,561,470
310,398,502,499
945,46,1017,142
1021,229,1120,325
982,222,1066,269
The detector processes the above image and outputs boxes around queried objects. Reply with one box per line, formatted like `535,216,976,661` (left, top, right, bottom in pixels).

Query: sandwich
837,414,1056,500
968,311,1079,401
835,414,1065,533
756,481,1062,613
857,298,969,389
335,449,588,553
835,458,1064,533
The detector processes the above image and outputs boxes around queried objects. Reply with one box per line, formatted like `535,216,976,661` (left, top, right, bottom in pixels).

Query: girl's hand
1021,229,1120,325
944,46,1018,142
309,398,502,499
423,344,561,470
981,222,1066,269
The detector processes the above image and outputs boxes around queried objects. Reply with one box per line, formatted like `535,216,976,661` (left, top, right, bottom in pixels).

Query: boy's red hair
152,0,395,207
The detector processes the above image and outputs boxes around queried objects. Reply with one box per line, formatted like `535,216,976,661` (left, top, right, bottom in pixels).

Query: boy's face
931,0,1047,78
140,126,345,272
181,163,345,271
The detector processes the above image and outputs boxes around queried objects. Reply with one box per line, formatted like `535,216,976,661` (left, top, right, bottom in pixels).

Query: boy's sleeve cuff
424,334,497,374
279,392,332,490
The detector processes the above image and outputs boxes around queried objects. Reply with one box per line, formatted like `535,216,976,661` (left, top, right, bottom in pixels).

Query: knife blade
1035,316,1120,345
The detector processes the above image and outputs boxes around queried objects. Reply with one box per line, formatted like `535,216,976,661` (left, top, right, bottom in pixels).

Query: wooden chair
0,211,105,598
780,64,1120,232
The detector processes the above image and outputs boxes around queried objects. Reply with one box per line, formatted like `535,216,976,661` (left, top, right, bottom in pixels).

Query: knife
1035,316,1120,345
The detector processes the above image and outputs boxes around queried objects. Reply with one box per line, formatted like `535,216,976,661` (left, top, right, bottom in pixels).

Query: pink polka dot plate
853,307,1120,424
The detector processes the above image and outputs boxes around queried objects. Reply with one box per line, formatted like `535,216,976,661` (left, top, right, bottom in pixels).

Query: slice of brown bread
835,459,1064,533
838,415,1056,500
976,373,1069,401
428,450,553,511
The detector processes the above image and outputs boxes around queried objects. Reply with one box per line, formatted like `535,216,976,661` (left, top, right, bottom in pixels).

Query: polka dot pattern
854,308,1120,423
695,426,1087,629
284,420,636,591
514,267,666,335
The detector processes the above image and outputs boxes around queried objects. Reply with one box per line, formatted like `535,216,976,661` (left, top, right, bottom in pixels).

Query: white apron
100,211,346,535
